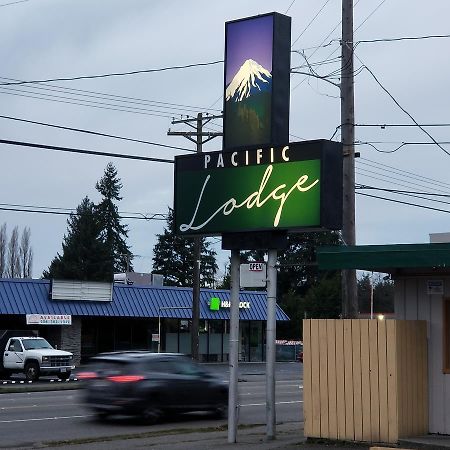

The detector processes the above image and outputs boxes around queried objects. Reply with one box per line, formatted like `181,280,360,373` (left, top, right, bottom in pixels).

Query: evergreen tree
276,231,342,339
43,197,112,281
95,162,133,273
358,273,394,314
152,208,217,287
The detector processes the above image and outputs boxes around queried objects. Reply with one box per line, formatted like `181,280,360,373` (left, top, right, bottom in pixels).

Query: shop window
444,298,450,374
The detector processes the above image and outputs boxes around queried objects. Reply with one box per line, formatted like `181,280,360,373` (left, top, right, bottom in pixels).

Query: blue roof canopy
0,279,289,322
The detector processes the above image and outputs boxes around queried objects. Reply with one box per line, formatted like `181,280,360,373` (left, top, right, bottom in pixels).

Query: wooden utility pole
341,0,358,318
168,113,223,359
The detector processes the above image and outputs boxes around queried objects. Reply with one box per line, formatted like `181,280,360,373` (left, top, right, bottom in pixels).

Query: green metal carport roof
317,242,450,275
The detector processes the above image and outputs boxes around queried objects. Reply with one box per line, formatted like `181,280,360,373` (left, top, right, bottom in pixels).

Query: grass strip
43,423,263,447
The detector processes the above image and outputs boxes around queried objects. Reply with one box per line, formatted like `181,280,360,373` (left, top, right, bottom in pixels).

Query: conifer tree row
43,163,132,281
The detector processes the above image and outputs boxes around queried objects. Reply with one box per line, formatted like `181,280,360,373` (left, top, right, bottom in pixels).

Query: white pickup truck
0,331,74,381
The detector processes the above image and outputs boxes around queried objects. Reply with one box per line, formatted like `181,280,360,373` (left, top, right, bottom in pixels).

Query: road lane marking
0,403,83,410
0,414,93,423
240,400,303,407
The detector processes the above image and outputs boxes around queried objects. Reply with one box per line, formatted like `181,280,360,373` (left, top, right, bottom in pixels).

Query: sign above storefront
209,297,251,311
174,140,343,236
26,314,72,325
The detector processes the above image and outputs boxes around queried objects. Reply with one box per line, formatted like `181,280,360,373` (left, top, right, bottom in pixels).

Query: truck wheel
25,362,40,381
58,371,71,380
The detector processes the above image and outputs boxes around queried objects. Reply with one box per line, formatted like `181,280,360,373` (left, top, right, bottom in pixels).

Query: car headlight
42,356,50,362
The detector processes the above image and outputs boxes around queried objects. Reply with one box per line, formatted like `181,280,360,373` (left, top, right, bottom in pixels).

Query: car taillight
77,371,98,380
106,375,144,383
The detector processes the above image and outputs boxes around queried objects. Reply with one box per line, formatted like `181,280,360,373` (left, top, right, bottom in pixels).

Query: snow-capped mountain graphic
226,59,272,103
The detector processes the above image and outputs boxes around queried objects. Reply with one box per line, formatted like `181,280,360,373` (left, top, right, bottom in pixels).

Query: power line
291,0,333,46
357,141,450,154
356,165,450,196
0,139,175,163
356,192,450,214
358,157,450,191
355,55,450,157
357,34,450,44
0,86,181,118
0,115,195,152
0,205,167,220
0,60,224,87
356,123,450,128
0,0,30,6
354,0,388,32
356,185,450,198
356,186,450,207
0,89,173,119
285,0,296,14
0,76,223,115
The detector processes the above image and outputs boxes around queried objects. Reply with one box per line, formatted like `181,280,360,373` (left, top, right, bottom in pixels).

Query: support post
228,249,240,443
266,249,277,439
341,0,358,318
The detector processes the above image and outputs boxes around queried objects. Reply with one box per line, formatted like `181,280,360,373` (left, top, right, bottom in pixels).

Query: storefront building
0,278,289,365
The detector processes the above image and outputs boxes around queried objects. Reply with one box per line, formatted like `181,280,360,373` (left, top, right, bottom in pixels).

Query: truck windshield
22,339,53,350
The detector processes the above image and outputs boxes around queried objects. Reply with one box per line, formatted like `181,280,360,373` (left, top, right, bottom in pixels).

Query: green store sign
174,140,343,236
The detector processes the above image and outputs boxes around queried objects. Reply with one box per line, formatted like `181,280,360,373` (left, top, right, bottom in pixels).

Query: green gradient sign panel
174,140,343,236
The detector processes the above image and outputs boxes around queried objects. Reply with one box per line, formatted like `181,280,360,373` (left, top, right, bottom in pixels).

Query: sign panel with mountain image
174,140,343,236
223,13,291,150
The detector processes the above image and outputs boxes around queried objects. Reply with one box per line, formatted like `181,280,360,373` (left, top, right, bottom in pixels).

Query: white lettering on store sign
203,145,290,169
26,314,72,325
249,262,264,271
180,165,319,232
220,300,250,309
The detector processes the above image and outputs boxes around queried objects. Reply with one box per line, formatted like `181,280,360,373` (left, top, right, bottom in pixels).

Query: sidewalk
43,422,450,450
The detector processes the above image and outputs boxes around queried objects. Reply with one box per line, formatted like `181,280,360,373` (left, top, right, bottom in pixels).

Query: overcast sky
1,0,449,279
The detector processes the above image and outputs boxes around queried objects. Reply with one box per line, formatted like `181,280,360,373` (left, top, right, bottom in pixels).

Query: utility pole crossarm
167,131,222,137
171,114,223,124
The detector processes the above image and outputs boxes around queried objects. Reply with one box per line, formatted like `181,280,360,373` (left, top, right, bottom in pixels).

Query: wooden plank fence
303,319,428,444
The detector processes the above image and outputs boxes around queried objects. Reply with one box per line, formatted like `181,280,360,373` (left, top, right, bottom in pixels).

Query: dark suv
79,352,228,423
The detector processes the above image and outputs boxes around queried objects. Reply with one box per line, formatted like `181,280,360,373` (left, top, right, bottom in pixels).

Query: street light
157,306,192,353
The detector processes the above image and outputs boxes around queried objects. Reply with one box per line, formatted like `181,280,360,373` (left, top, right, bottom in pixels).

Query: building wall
60,318,82,366
394,275,450,434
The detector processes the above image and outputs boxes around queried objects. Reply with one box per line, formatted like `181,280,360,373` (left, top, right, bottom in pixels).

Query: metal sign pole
266,249,277,439
228,249,240,443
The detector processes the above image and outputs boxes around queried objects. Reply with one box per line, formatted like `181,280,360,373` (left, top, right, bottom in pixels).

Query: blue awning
0,279,289,321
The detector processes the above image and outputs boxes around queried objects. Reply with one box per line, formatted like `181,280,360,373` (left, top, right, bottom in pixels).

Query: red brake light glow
77,371,97,380
107,375,144,383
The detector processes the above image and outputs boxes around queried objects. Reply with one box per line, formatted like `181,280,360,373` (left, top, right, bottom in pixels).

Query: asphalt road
0,362,303,449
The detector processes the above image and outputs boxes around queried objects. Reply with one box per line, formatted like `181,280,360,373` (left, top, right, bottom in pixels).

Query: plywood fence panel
343,320,354,440
335,320,346,439
318,320,329,437
352,320,363,442
377,319,389,443
326,320,338,439
386,320,398,443
360,320,371,441
303,319,427,444
310,319,321,437
369,320,380,442
303,319,312,436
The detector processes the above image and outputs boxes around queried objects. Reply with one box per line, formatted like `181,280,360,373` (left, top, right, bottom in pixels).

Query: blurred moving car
78,352,228,423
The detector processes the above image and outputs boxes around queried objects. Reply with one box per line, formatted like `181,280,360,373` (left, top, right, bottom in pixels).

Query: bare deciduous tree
0,223,6,277
6,226,21,278
20,227,33,278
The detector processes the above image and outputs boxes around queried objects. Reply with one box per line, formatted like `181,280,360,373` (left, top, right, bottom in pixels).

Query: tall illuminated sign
223,13,291,150
174,140,342,236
